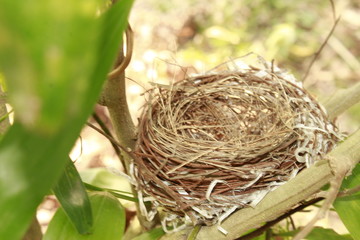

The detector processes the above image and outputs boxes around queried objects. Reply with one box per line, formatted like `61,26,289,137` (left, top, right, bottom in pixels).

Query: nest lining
132,62,339,232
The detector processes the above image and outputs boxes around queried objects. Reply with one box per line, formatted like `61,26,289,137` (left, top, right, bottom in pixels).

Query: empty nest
132,61,339,232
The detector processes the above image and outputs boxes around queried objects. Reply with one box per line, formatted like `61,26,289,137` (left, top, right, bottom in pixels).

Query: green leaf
80,168,137,202
305,227,353,240
80,168,138,204
0,0,102,133
0,1,134,239
334,164,360,240
132,228,165,240
53,158,93,235
277,227,353,240
80,167,132,191
84,183,138,202
44,192,126,240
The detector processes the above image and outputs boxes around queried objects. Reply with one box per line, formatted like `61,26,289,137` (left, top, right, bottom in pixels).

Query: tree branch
100,26,158,230
161,129,360,240
22,216,42,240
236,197,323,240
323,81,360,121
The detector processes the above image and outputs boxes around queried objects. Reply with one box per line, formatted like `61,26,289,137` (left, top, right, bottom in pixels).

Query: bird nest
132,60,339,233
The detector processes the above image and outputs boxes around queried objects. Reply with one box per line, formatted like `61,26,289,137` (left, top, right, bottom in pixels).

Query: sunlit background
37,0,360,235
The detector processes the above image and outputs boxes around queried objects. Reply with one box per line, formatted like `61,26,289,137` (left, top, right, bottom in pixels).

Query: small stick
92,113,121,155
293,170,346,240
302,17,340,82
337,185,360,198
86,121,131,155
236,198,323,240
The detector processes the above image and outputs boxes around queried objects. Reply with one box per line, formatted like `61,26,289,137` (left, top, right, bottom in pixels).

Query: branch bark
100,38,158,230
323,81,360,121
22,216,42,240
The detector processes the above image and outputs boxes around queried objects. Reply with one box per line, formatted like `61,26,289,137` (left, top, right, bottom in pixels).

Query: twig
324,81,360,121
302,17,340,82
22,217,42,240
236,198,323,240
293,170,346,240
328,37,360,73
71,135,83,162
86,122,131,155
329,0,336,21
337,185,360,198
92,113,121,156
289,216,296,231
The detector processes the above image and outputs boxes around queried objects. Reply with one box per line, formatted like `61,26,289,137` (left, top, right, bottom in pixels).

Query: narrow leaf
80,167,136,202
44,192,126,240
305,227,353,240
0,85,9,135
53,158,93,235
132,228,165,240
84,183,138,202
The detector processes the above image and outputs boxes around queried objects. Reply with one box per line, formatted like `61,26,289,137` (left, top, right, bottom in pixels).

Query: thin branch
323,78,360,121
293,171,345,240
289,215,296,231
22,216,42,240
236,198,323,240
92,113,121,156
302,17,340,82
337,184,360,198
100,19,159,229
329,0,336,21
86,122,130,155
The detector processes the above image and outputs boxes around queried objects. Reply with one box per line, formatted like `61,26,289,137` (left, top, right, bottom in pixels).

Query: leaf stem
187,225,201,240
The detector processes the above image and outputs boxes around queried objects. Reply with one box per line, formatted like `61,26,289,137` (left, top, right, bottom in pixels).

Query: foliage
53,159,93,234
0,0,359,240
334,164,360,240
0,0,133,239
44,192,126,240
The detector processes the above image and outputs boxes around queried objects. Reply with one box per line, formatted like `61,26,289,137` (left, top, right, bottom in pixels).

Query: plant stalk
324,81,360,121
22,216,42,240
100,48,157,230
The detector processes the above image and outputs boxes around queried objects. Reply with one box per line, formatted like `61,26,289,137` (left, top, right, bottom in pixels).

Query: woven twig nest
132,59,339,233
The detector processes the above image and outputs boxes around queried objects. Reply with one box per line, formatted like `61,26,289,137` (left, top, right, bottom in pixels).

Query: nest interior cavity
133,61,339,230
